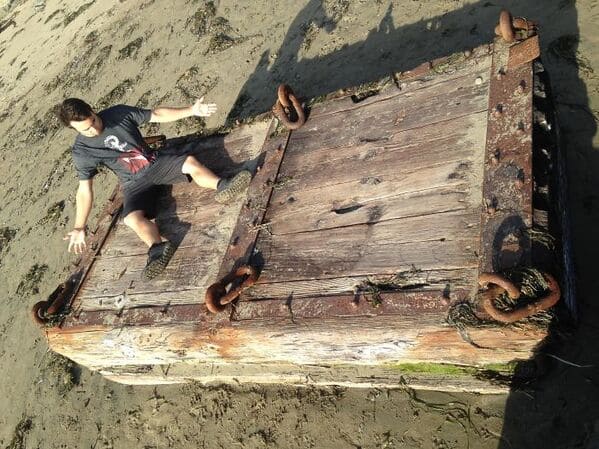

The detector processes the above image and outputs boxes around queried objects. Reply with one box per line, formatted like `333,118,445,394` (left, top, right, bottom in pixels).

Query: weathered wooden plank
76,245,221,308
308,51,492,119
47,313,546,369
271,110,487,199
256,209,480,283
244,268,477,300
99,361,511,393
269,186,470,236
285,64,490,162
101,202,226,258
167,120,270,175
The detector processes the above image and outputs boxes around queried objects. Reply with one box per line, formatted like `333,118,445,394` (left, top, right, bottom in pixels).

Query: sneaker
215,170,252,204
141,241,175,280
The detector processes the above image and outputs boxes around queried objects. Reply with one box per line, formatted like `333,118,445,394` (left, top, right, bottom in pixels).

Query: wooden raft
42,37,563,392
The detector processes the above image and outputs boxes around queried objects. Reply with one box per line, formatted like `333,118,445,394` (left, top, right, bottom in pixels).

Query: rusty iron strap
508,35,540,69
478,38,534,274
206,119,291,314
36,187,124,328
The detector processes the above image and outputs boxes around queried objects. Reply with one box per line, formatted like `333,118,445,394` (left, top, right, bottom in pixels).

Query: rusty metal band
50,187,124,328
54,287,465,329
478,38,534,274
213,120,290,310
231,289,470,322
54,303,231,331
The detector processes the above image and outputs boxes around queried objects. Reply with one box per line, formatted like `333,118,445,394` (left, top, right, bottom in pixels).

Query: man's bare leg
123,210,162,247
181,155,220,189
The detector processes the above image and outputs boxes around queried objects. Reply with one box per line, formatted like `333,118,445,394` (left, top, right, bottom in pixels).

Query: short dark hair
57,98,93,127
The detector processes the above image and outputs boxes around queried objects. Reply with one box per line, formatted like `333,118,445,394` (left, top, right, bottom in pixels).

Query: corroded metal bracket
34,187,123,327
478,38,534,273
212,120,291,312
508,35,540,69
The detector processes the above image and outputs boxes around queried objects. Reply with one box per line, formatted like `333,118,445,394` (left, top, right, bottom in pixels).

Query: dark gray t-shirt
71,105,155,184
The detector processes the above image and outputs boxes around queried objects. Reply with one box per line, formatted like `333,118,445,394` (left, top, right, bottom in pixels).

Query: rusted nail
276,145,282,152
493,104,503,117
516,80,526,93
496,68,506,80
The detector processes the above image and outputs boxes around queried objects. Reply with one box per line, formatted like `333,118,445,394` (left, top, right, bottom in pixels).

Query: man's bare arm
150,97,217,123
64,179,93,254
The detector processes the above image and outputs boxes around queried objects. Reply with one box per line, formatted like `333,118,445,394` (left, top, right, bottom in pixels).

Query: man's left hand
191,97,217,117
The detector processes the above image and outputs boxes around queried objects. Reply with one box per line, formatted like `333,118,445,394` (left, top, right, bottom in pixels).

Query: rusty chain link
478,272,561,323
272,84,306,130
205,265,259,314
494,10,537,43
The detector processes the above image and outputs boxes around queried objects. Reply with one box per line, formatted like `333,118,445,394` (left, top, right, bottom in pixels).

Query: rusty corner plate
508,35,540,69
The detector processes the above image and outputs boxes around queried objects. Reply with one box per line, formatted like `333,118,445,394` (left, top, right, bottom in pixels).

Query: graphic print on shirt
104,135,154,174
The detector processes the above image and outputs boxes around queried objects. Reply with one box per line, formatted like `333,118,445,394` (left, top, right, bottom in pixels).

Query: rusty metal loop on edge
272,84,306,130
478,272,561,323
31,301,49,326
478,272,520,299
30,281,72,326
205,265,259,314
498,10,515,43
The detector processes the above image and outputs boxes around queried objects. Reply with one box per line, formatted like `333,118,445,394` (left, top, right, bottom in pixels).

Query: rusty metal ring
478,272,561,323
478,272,520,299
30,280,74,326
498,10,515,43
272,84,306,130
277,84,292,108
205,265,259,314
494,16,536,38
31,301,49,325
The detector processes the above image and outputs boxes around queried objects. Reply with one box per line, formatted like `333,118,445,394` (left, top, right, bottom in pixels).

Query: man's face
70,113,103,137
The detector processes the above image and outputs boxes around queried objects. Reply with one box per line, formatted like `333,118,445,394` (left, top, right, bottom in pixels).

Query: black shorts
122,150,191,217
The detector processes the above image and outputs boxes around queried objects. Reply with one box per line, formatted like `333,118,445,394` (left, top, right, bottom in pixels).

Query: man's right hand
64,228,87,254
